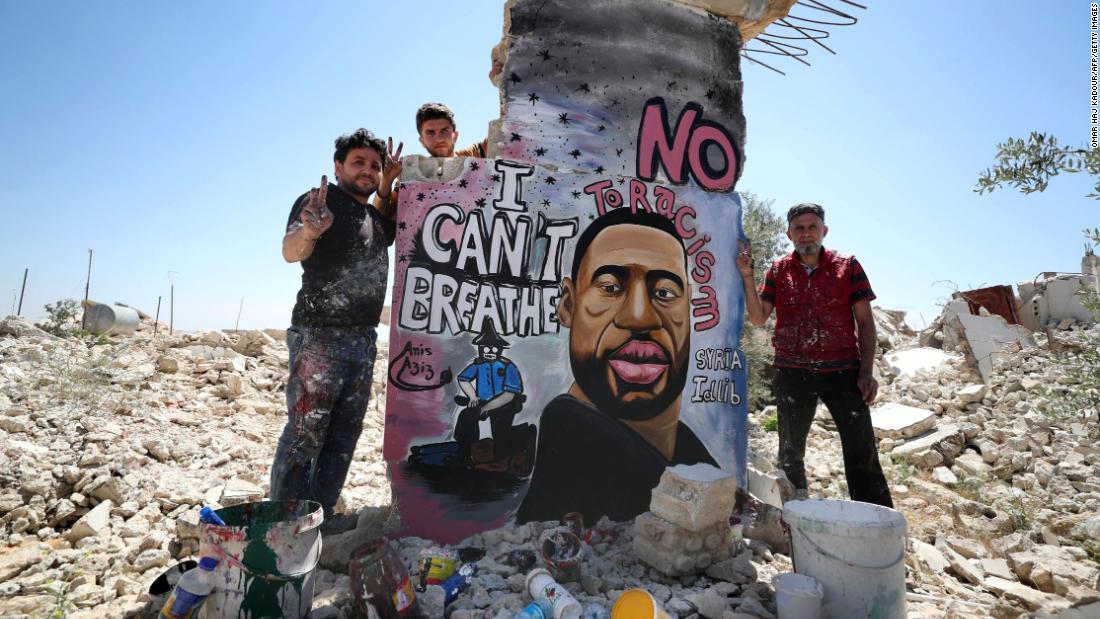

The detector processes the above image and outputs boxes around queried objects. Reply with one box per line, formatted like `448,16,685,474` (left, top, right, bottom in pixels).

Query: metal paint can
198,500,322,619
416,548,457,590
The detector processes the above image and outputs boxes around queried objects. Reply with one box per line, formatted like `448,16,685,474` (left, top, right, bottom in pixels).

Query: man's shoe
319,512,359,535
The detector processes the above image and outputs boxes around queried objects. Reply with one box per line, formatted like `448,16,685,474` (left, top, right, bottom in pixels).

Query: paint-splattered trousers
773,367,893,508
270,326,377,516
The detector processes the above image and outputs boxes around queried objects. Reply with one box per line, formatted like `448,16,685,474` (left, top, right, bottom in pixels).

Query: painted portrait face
334,146,383,198
419,118,458,158
559,223,691,421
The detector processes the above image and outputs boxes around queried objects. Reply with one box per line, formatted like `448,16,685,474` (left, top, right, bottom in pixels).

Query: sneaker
319,512,358,535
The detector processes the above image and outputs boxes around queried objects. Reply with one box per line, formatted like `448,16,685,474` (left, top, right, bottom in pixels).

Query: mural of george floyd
384,0,749,543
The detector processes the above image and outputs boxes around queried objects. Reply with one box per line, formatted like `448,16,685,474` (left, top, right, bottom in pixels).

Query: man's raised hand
381,138,404,191
736,239,755,277
301,175,333,240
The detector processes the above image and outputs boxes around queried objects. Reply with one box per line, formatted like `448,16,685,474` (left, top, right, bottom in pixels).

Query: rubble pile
750,312,1100,618
0,306,1097,618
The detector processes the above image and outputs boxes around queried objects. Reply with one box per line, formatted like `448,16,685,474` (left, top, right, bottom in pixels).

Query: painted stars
615,148,623,157
544,176,557,185
571,190,581,199
510,133,523,142
666,80,678,90
576,83,591,94
458,179,468,189
474,198,487,208
490,174,501,183
705,88,716,100
541,199,551,208
416,192,426,202
594,166,605,174
569,149,581,159
534,147,547,157
557,113,571,126
597,124,606,132
528,92,540,104
538,49,553,61
508,72,522,85
397,221,407,231
469,161,480,171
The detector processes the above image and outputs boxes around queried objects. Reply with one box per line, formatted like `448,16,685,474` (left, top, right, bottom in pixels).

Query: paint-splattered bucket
199,500,323,619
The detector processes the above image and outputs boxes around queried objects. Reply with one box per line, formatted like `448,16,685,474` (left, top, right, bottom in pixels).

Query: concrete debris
870,402,937,439
1,296,1098,617
634,465,738,576
749,307,1100,617
1019,273,1100,331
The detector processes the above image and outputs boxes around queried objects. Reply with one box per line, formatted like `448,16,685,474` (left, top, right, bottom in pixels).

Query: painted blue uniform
458,358,523,401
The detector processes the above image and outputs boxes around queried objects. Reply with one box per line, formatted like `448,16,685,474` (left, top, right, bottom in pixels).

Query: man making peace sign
271,128,402,533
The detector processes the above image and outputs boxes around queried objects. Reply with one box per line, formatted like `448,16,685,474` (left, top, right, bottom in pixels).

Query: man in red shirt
739,203,892,507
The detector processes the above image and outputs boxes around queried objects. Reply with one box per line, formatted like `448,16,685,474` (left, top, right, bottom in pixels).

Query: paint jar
610,589,672,619
416,547,457,591
527,568,582,619
539,528,584,582
349,537,427,619
561,512,585,539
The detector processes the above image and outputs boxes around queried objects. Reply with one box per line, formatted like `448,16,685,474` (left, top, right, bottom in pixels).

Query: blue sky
0,1,1089,331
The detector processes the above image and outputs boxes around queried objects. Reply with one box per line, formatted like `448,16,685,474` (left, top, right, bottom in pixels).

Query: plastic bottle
199,506,225,526
526,568,582,619
159,557,218,619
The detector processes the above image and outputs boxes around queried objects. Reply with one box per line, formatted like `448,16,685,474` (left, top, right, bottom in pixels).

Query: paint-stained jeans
270,326,377,516
773,368,893,508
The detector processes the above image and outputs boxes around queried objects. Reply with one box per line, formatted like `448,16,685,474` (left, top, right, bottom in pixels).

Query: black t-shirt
286,183,395,328
515,394,717,524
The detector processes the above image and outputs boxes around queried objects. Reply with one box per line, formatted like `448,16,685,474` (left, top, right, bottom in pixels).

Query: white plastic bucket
783,499,907,619
773,573,823,619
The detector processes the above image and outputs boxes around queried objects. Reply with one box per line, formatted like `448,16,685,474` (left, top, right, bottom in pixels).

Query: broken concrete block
953,452,991,478
746,465,794,508
220,478,263,507
981,558,1016,581
912,540,949,574
931,466,958,485
892,424,964,465
648,464,738,532
951,313,1034,383
884,347,958,377
633,512,731,576
66,500,113,542
937,539,983,585
957,384,987,405
871,402,937,439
